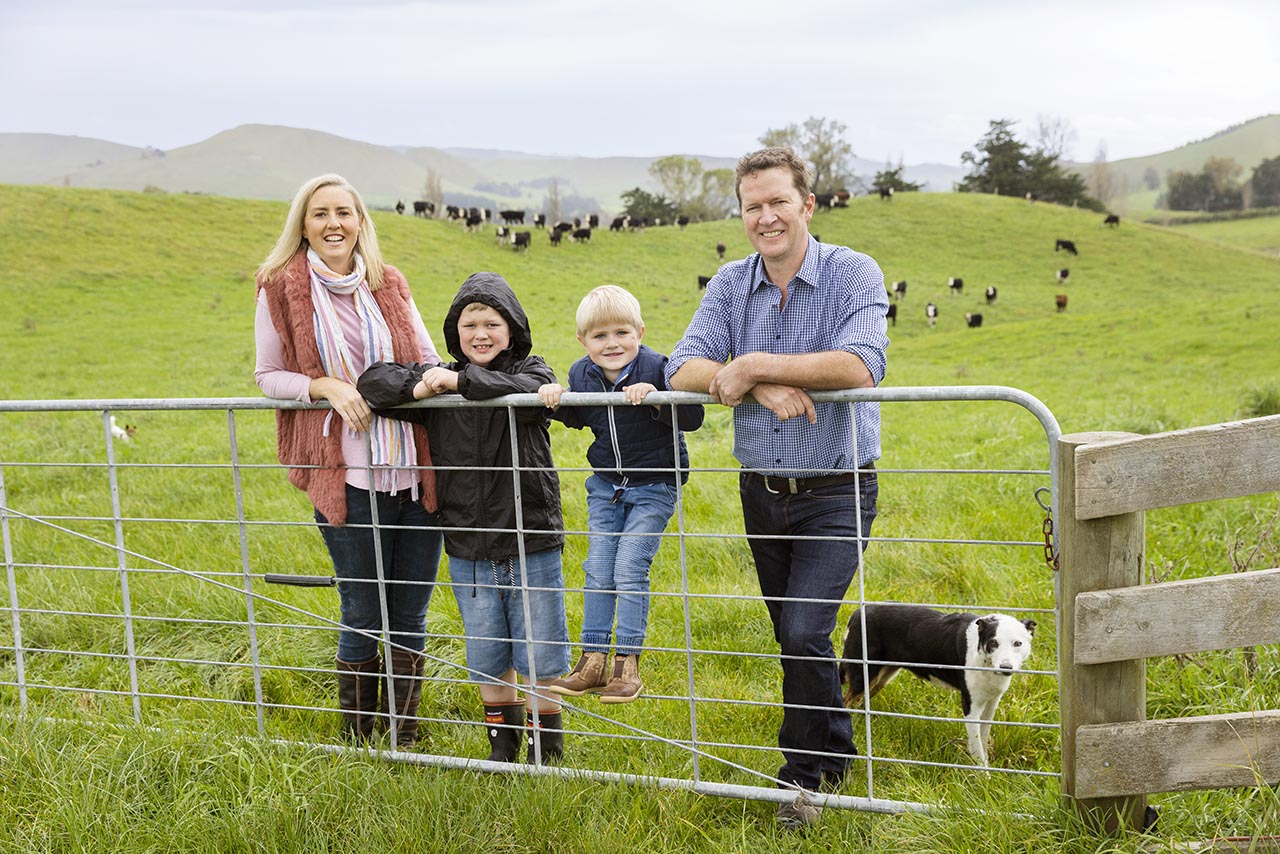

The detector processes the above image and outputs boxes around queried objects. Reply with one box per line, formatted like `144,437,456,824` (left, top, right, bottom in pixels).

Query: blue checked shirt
666,236,889,476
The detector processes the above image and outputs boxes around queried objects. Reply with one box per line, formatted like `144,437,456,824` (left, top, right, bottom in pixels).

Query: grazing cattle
446,205,464,220
588,214,600,229
549,229,562,246
494,226,511,245
553,221,575,235
533,213,547,228
834,190,851,207
1026,191,1038,203
985,286,997,304
677,215,690,228
573,217,582,228
513,230,531,251
1055,239,1078,255
1104,214,1121,227
1056,268,1070,283
716,241,726,261
697,275,712,290
499,209,525,225
925,303,938,327
890,280,907,301
814,193,835,210
878,186,894,200
465,214,483,231
395,199,405,215
571,227,592,242
948,276,964,295
1055,293,1068,312
965,313,983,328
886,303,897,326
610,215,630,231
412,200,434,217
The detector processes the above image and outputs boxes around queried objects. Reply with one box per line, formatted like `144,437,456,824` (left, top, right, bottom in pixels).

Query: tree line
1160,155,1280,212
623,115,1102,223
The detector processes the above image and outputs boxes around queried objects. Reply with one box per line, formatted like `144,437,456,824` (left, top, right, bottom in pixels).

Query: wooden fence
1057,414,1280,832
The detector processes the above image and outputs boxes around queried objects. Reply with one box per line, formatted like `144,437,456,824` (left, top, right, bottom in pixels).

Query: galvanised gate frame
0,387,1061,816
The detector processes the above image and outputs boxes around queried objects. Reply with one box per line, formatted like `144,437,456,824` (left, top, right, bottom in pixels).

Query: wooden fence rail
1058,415,1280,833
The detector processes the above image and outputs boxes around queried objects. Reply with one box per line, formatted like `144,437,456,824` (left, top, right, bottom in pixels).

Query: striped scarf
308,247,417,495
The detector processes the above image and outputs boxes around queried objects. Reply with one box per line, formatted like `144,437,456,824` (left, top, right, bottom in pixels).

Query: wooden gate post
1057,432,1147,832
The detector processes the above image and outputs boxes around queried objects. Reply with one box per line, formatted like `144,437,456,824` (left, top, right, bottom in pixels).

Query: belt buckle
762,474,799,495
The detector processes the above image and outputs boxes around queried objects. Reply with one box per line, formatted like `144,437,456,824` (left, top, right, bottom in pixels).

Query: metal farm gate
0,387,1062,817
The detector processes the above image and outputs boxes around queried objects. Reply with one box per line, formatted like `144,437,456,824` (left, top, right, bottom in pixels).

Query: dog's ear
976,615,998,648
1023,619,1037,636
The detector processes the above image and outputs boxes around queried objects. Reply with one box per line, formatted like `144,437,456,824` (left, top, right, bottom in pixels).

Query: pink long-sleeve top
254,289,441,493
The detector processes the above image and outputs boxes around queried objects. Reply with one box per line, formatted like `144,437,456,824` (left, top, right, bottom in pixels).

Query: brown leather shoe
547,651,609,696
599,654,643,704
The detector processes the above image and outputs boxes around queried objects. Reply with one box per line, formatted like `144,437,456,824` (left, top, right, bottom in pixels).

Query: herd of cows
391,195,1123,331
883,210,1122,331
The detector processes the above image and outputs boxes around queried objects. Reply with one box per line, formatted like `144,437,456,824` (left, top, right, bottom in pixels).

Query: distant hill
0,134,144,185
3,118,1271,214
1069,114,1280,212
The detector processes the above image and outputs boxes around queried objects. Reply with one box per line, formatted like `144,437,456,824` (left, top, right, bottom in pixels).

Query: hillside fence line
7,389,1272,828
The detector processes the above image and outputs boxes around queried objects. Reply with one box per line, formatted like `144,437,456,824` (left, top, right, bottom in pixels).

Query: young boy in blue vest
538,285,704,702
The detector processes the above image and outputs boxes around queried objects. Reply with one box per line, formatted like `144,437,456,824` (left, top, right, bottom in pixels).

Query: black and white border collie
839,604,1036,767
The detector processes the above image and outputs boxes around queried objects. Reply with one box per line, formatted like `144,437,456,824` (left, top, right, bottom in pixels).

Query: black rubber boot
382,648,425,748
525,710,564,765
336,655,381,743
483,702,524,762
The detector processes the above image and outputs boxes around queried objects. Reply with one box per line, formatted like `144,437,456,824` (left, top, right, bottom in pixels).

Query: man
665,147,889,830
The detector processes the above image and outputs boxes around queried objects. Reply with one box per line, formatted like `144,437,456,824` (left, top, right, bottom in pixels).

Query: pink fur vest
256,250,437,525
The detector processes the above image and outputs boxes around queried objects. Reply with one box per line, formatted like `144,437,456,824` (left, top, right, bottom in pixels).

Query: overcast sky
3,0,1277,165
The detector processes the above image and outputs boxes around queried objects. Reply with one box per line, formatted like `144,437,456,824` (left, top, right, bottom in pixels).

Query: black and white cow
513,230,531,251
533,213,547,228
985,286,997,305
571,227,592,242
1055,239,1078,255
948,277,964,296
716,242,726,261
499,210,525,225
878,186,894,200
610,215,630,232
965,313,983,328
1104,214,1120,227
926,303,938,327
1056,268,1070,283
395,199,405,215
697,275,712,290
886,303,897,326
677,215,690,228
890,280,907,301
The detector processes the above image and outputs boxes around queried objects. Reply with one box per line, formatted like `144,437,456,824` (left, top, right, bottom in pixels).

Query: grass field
1,184,1278,852
1160,214,1280,255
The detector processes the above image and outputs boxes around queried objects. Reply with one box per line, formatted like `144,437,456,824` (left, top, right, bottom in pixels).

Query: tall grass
1,184,1279,851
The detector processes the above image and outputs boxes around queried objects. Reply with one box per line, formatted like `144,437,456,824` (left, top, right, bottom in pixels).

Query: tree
423,169,443,217
1086,143,1122,208
619,187,678,223
872,162,922,193
1032,114,1077,160
957,118,1100,209
1248,155,1280,208
1162,157,1244,212
544,177,561,223
1143,166,1161,191
759,116,854,194
649,156,704,210
688,168,736,220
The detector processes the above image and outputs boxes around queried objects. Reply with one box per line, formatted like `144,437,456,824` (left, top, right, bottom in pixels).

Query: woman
254,174,443,748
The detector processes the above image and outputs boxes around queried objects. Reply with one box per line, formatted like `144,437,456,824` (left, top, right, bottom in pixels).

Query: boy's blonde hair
576,285,643,336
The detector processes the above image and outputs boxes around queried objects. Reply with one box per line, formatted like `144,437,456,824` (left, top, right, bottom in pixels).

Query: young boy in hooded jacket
537,285,704,703
358,271,570,764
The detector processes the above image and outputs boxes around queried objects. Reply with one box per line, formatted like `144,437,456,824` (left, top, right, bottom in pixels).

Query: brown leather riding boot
336,655,381,742
382,648,426,748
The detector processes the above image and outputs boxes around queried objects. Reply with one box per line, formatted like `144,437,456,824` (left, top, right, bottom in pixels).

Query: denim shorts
448,547,570,682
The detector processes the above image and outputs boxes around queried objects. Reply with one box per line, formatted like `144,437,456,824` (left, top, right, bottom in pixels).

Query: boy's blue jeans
580,474,678,657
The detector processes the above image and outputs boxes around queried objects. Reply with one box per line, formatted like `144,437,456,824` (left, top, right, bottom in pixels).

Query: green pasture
1159,213,1280,255
1,184,1278,852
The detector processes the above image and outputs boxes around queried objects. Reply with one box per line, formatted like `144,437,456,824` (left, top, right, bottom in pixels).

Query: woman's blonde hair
257,173,386,289
575,285,643,336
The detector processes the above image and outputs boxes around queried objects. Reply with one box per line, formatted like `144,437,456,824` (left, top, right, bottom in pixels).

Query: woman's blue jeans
316,485,443,663
739,469,878,791
580,475,678,657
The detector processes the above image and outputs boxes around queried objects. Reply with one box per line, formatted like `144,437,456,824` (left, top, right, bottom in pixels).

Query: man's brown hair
734,147,813,206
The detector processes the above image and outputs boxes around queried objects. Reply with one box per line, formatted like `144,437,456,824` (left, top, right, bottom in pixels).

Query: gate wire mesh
1,386,1061,815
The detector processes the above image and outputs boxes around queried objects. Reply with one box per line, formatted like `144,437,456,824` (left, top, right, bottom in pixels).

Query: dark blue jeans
316,485,444,663
739,469,878,791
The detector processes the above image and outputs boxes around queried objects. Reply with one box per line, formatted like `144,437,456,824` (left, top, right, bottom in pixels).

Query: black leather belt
745,464,874,495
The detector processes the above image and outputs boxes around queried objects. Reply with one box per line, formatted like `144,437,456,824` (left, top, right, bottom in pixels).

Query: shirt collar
750,235,820,293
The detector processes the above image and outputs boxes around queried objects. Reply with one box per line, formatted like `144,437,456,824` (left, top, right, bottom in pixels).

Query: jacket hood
442,271,533,366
